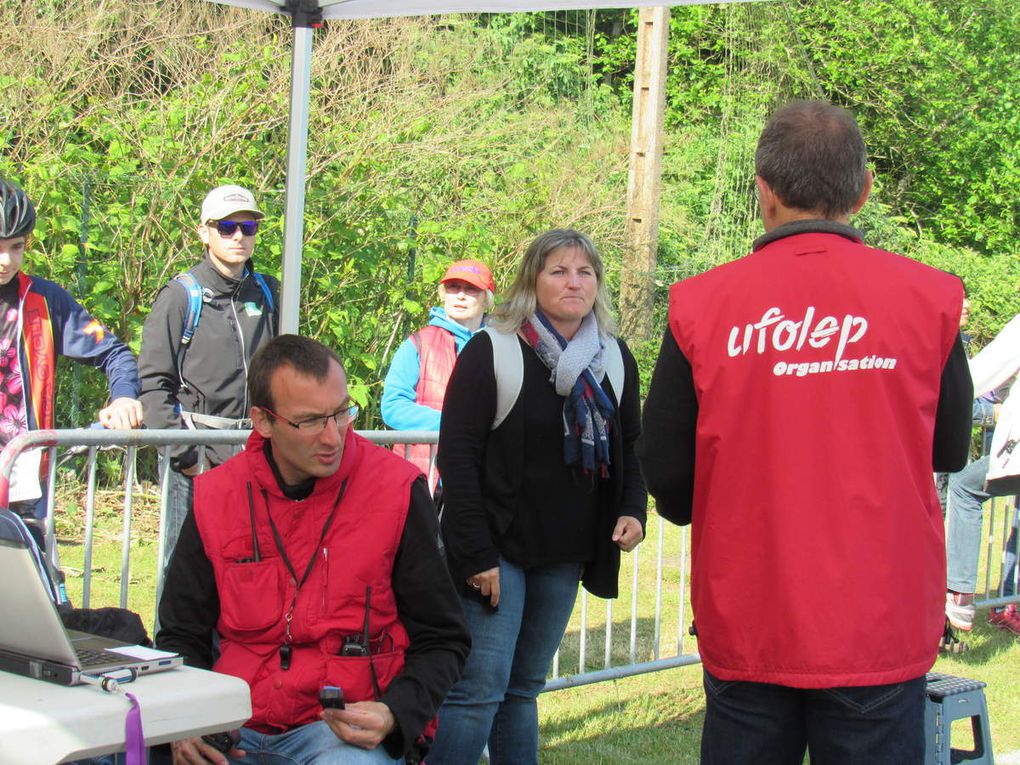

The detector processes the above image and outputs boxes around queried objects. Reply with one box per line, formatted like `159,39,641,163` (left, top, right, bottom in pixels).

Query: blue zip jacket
381,307,477,432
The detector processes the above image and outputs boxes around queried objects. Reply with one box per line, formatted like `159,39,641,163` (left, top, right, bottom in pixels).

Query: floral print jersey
0,282,27,445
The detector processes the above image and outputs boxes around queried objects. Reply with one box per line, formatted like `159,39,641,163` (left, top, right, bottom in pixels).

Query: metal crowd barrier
0,428,701,693
974,495,1020,611
4,430,1014,692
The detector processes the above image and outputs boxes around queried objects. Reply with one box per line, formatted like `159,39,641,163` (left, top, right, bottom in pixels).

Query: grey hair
490,229,617,337
755,100,868,217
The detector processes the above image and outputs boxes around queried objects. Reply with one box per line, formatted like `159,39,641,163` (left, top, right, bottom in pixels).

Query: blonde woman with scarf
429,229,647,765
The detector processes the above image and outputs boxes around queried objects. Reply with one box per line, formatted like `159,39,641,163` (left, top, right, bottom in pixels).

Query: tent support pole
280,1,322,333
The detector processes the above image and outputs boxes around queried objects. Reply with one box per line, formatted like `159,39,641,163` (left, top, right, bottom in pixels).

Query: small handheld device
340,635,369,657
201,731,238,754
319,685,346,710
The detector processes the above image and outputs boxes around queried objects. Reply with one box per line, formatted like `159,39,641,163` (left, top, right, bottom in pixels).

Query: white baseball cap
200,185,264,223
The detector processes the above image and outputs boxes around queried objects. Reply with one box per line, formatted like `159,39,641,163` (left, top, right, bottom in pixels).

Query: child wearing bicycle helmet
0,178,142,542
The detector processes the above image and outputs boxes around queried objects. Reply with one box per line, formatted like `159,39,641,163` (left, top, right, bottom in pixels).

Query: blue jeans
232,721,401,764
428,557,581,765
1002,524,1018,599
701,670,926,765
159,463,194,581
946,456,995,593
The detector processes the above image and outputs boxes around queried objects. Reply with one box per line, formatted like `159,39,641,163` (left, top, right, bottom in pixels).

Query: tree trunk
619,6,669,345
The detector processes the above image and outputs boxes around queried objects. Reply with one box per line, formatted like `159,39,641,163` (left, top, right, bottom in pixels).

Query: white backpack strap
604,337,625,403
483,327,524,430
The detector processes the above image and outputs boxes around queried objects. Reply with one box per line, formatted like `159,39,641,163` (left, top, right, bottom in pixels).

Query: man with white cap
139,184,278,569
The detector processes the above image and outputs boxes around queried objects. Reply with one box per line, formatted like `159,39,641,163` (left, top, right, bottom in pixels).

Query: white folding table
0,666,251,764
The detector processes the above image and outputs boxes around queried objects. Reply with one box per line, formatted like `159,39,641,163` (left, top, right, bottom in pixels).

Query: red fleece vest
194,429,420,732
669,231,962,688
394,325,457,488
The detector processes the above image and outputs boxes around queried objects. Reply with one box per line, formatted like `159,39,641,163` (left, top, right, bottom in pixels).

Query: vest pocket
220,560,283,634
323,649,405,704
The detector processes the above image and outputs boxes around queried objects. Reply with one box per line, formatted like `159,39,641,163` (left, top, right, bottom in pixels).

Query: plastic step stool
924,672,993,764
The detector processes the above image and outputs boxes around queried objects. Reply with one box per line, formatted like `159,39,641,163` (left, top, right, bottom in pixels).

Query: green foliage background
0,0,1017,430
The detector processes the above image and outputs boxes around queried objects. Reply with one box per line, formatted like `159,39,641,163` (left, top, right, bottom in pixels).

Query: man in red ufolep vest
156,335,469,764
638,101,973,764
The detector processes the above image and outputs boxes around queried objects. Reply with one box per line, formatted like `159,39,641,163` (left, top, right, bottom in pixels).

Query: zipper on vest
322,547,328,610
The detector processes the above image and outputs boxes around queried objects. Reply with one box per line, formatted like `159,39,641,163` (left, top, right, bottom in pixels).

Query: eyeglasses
213,220,260,237
259,403,359,433
444,281,481,296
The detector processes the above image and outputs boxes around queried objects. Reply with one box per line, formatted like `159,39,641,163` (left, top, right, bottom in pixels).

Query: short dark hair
755,100,868,217
248,335,344,410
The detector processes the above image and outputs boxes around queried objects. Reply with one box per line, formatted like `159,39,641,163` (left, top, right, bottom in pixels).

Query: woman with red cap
382,259,496,488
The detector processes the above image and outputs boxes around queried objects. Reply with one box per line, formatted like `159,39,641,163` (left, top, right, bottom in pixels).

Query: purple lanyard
124,692,145,765
88,674,146,764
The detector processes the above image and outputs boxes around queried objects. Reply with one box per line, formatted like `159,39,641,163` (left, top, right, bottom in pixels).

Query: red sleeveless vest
194,429,420,732
670,231,962,688
394,325,457,489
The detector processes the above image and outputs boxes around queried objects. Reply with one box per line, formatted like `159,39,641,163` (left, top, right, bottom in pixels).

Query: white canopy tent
206,0,758,331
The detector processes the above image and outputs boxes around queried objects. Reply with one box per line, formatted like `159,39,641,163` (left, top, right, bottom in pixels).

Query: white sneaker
946,591,976,632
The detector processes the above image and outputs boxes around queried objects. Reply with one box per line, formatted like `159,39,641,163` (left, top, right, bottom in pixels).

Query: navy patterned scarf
522,310,615,475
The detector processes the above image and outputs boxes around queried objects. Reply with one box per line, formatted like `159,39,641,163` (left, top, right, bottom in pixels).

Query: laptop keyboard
76,647,114,668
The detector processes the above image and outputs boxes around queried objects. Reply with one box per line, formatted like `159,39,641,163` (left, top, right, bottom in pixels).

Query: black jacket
138,257,278,469
437,331,647,599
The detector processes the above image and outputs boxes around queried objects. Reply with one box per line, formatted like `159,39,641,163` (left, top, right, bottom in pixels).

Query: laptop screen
0,536,81,667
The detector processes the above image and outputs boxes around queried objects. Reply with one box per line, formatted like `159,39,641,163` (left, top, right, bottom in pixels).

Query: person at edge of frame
0,177,142,549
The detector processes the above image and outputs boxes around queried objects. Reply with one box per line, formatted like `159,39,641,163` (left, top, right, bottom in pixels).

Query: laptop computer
0,535,182,686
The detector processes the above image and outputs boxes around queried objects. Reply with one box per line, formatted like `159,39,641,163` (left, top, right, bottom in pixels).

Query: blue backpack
173,265,275,374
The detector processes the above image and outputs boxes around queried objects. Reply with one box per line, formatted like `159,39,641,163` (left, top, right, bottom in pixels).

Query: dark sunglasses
213,220,259,237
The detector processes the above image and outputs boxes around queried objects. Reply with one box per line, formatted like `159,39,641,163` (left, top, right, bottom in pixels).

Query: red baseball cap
440,259,495,292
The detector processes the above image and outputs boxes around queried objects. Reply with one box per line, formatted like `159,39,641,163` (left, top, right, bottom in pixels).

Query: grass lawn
540,669,705,764
49,475,1020,763
538,625,1020,764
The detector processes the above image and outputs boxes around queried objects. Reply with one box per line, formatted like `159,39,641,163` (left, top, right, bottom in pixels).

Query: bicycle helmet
0,179,36,239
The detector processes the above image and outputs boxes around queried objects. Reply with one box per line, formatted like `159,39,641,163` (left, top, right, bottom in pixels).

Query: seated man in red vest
156,335,470,765
638,101,973,764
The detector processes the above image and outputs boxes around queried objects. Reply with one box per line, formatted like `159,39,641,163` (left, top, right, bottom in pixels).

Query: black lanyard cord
246,482,262,562
265,479,347,592
260,478,347,670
